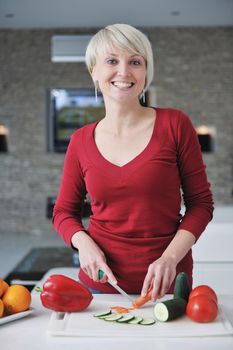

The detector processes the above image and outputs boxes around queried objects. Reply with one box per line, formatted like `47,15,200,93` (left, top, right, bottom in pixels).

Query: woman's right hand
71,231,117,284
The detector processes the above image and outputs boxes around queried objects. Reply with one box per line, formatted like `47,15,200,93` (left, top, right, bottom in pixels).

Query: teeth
112,82,133,88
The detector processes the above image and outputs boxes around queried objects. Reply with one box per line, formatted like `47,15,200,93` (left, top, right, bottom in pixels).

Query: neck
103,98,145,132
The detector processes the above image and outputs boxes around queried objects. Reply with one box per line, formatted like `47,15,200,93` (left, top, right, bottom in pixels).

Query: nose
117,61,130,77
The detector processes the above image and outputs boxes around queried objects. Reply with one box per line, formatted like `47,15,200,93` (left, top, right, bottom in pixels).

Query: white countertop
0,269,233,350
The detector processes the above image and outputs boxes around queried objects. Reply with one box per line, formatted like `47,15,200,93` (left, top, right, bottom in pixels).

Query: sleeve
176,112,214,241
52,133,87,246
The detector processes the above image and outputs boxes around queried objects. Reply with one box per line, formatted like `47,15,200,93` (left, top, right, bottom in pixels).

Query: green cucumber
139,318,156,325
116,314,135,323
154,298,187,322
93,313,156,325
174,272,191,302
104,314,123,321
94,310,112,318
173,272,191,302
128,316,143,324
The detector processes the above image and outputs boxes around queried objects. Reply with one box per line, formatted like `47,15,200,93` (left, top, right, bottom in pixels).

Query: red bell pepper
38,274,93,312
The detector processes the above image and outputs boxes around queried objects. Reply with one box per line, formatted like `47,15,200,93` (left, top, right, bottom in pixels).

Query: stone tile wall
0,27,232,236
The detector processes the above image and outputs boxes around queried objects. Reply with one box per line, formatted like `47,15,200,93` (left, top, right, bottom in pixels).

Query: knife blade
98,269,134,302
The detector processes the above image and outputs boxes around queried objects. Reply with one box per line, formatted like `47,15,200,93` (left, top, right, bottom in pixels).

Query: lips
111,81,134,89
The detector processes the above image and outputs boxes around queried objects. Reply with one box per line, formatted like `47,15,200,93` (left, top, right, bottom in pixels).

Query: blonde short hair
85,24,154,91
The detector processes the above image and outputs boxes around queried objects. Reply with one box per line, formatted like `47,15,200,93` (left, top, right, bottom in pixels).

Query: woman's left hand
141,255,177,301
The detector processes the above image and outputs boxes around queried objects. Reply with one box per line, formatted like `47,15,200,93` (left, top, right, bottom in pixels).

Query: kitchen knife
98,269,134,302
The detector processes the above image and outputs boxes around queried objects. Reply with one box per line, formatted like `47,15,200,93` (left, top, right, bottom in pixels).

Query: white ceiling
0,0,233,29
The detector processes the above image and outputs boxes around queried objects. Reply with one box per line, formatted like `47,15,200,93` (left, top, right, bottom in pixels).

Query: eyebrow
106,52,142,58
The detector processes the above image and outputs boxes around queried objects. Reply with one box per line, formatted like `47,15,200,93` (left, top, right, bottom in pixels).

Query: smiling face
92,46,147,105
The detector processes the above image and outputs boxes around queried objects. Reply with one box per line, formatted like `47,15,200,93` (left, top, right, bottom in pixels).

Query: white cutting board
47,295,233,338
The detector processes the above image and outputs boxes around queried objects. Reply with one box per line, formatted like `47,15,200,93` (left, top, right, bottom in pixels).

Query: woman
53,24,214,301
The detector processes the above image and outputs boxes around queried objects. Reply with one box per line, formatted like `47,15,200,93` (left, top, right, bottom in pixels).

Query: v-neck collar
85,108,161,176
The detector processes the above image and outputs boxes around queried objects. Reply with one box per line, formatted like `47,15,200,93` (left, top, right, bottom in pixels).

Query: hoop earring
94,81,98,103
95,86,98,102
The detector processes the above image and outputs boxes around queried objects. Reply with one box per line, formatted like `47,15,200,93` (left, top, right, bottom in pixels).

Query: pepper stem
35,286,43,293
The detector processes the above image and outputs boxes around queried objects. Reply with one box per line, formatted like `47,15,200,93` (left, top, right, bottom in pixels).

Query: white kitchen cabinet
193,262,233,294
192,222,233,294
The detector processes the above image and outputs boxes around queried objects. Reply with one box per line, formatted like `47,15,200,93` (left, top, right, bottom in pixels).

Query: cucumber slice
104,314,123,322
154,298,187,322
116,314,135,323
98,314,113,319
128,316,143,324
93,310,112,318
173,272,191,302
139,318,156,325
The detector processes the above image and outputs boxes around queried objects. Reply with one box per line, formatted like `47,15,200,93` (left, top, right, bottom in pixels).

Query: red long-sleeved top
53,108,214,293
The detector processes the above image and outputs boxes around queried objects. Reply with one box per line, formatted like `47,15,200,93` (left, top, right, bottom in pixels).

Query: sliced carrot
131,290,152,309
111,306,131,313
110,288,153,313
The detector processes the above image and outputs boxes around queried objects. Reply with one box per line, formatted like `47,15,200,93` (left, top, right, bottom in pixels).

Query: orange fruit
0,299,4,318
2,285,31,315
0,278,9,297
0,278,3,297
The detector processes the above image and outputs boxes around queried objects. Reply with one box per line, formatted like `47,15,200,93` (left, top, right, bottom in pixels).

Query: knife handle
98,269,105,280
98,269,117,286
